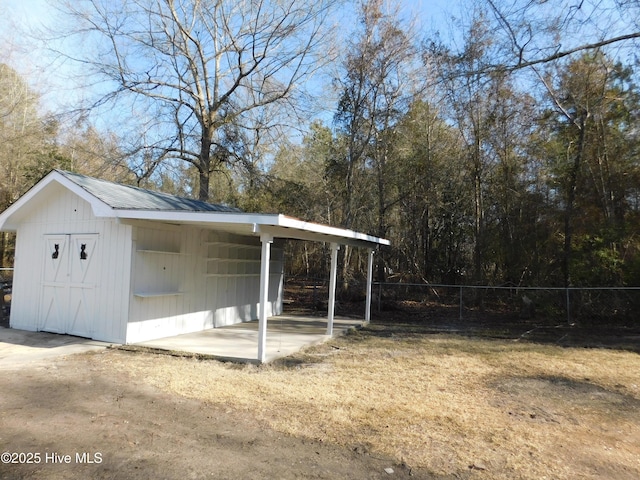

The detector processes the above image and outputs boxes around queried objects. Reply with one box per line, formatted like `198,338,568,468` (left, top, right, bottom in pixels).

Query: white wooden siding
127,223,205,343
126,227,284,342
204,231,283,327
10,186,131,343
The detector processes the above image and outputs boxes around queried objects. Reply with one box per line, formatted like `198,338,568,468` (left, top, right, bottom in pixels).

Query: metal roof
57,170,242,213
0,170,389,248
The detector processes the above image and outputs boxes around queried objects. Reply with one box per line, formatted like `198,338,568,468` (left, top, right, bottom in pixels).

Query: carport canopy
0,170,390,363
111,213,389,364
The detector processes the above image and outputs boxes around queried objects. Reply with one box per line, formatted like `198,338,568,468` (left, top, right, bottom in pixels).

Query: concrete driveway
0,327,109,370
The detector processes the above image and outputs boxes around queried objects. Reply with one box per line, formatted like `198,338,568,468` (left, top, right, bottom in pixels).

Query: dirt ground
0,354,428,480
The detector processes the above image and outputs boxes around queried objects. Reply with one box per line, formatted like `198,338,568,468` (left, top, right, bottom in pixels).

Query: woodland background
1,0,640,290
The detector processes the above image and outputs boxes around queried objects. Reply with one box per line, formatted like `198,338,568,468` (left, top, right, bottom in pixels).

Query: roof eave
113,210,389,248
275,215,390,246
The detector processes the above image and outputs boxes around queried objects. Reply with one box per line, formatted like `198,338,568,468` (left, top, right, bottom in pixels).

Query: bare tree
0,63,60,265
47,0,340,201
332,0,419,282
484,0,640,72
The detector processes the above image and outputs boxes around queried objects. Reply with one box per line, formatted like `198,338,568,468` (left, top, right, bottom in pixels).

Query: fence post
459,286,463,321
566,288,571,325
313,281,317,308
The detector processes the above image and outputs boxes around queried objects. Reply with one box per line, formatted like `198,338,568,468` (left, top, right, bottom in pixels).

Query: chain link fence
372,282,640,327
3,271,637,330
283,276,640,327
0,268,13,325
280,276,640,349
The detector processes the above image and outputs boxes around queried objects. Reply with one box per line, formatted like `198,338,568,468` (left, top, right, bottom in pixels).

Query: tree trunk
376,149,387,282
562,115,587,288
198,135,212,202
472,143,484,284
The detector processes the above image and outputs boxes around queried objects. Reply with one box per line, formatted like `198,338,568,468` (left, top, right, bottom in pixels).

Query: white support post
327,242,340,335
258,233,273,363
365,249,374,323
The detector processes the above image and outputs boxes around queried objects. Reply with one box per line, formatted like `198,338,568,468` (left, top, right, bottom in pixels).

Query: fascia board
112,210,389,248
0,198,27,232
59,178,114,217
275,215,390,246
257,224,379,248
113,209,280,225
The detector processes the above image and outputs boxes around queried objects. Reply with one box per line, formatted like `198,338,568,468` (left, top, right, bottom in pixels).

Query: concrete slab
135,315,364,363
0,327,110,370
0,315,364,368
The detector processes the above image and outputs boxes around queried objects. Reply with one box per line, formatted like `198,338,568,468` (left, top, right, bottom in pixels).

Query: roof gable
0,169,242,232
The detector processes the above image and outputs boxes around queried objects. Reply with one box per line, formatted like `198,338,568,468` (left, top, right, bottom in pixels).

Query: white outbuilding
0,170,388,362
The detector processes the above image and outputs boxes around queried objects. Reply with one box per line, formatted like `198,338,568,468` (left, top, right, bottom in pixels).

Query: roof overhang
0,171,389,249
114,210,389,248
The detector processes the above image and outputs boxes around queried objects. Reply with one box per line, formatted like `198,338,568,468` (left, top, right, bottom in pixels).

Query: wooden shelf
205,273,260,278
204,241,261,250
207,257,260,263
204,272,283,278
133,292,183,298
136,249,184,255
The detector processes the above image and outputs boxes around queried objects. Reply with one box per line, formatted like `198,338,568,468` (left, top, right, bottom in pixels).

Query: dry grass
101,326,640,479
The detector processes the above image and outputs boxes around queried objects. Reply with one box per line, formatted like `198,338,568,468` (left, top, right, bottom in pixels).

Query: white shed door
41,234,99,337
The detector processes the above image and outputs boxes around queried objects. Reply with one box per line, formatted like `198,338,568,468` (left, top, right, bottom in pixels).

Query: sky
0,0,456,74
2,0,635,128
1,0,74,111
0,0,456,127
